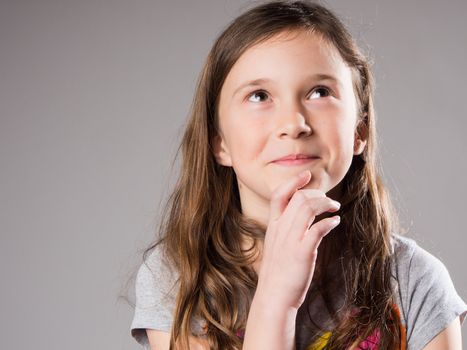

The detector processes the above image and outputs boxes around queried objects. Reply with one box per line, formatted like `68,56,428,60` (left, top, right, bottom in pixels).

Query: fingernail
333,216,341,224
332,200,341,209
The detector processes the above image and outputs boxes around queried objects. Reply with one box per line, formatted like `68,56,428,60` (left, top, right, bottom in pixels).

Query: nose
275,100,312,139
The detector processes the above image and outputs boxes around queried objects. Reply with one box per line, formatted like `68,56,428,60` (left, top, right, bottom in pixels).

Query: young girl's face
214,30,365,223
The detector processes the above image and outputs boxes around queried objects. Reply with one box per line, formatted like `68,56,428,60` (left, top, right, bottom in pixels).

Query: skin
214,30,365,227
146,30,463,349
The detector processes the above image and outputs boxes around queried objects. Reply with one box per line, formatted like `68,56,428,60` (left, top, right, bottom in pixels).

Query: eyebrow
232,73,342,97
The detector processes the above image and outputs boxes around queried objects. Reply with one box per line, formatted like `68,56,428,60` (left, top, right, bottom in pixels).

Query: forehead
249,30,342,66
221,30,350,93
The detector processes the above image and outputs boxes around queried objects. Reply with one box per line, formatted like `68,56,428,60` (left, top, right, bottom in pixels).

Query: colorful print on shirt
305,303,407,350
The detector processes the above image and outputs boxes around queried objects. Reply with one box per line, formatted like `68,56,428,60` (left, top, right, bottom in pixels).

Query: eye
246,90,269,103
308,86,332,99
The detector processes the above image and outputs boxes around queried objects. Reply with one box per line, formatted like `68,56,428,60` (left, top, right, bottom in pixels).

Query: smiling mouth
272,157,319,166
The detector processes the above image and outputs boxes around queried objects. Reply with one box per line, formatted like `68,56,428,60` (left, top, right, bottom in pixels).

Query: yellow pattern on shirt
306,331,331,350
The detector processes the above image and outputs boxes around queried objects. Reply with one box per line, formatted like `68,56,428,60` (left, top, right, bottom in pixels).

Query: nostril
277,122,312,139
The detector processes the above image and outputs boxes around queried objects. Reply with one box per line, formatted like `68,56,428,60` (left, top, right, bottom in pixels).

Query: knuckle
309,250,318,260
315,189,326,197
304,189,326,198
304,202,317,215
292,190,307,203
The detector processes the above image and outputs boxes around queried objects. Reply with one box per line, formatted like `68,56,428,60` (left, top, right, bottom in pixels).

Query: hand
255,170,341,310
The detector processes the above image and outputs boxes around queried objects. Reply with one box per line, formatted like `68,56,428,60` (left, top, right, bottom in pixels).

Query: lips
272,153,319,162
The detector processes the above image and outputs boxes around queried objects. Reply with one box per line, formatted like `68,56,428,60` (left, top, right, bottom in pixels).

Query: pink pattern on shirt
356,328,381,349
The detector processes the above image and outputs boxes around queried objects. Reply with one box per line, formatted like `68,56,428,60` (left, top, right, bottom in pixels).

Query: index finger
269,170,312,222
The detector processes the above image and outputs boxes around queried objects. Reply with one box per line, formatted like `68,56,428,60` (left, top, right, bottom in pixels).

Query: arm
396,236,467,349
145,305,299,350
422,317,463,350
242,171,340,350
146,329,210,350
242,292,298,350
147,330,170,350
147,171,338,350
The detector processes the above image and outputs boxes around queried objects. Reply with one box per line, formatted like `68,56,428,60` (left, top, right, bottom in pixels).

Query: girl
130,1,466,349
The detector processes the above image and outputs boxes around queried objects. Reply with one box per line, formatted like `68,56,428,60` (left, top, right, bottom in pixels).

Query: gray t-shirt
130,234,467,349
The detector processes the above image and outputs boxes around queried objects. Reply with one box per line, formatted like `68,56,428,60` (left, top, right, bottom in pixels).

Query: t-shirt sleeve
130,244,178,348
395,236,467,350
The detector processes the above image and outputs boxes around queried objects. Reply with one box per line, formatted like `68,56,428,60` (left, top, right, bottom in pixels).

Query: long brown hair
143,1,401,348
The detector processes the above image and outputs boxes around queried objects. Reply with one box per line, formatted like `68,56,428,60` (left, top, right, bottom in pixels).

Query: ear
212,133,233,167
353,137,366,155
353,118,368,155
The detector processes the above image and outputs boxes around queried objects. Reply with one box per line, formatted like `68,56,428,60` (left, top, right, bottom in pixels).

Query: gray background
0,0,465,349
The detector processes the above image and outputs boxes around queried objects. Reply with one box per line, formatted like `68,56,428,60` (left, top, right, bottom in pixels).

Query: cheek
228,120,268,166
324,116,355,151
342,130,357,159
324,119,357,176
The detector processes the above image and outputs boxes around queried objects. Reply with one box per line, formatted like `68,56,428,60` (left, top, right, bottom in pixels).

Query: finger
301,215,341,253
281,188,328,225
269,170,312,222
279,196,340,241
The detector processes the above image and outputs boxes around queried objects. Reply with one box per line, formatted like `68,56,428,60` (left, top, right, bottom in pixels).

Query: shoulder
389,233,467,350
389,232,462,303
389,233,461,295
390,233,430,263
390,233,445,276
131,242,179,346
134,242,179,311
136,243,178,291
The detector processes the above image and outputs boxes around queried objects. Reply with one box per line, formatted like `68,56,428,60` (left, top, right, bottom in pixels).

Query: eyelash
246,85,333,102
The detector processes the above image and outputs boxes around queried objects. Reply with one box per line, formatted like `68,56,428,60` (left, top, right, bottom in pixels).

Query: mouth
271,154,320,166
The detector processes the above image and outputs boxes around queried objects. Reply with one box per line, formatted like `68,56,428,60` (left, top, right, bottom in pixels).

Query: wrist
254,278,304,310
249,295,298,334
242,290,298,350
251,287,300,316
